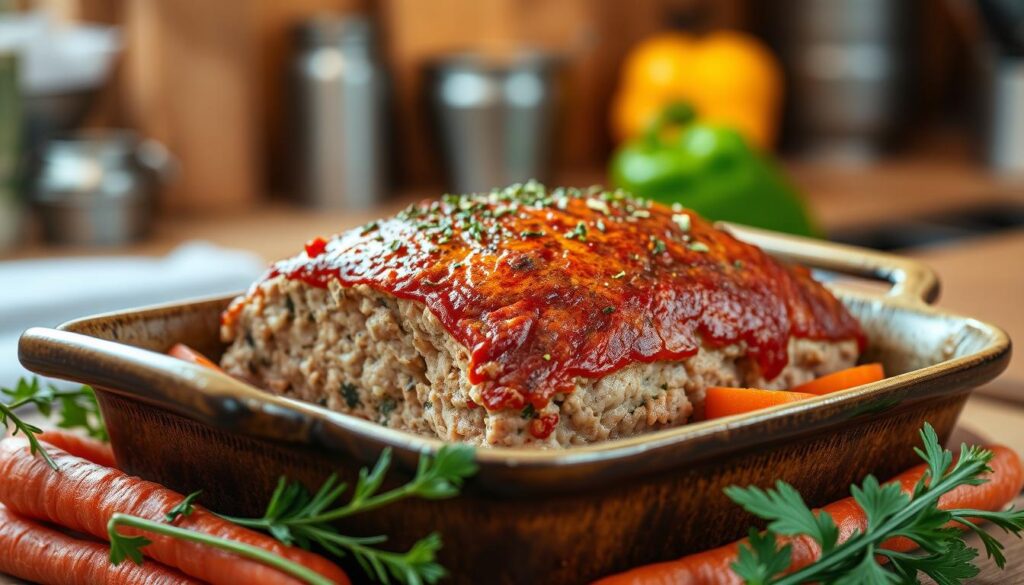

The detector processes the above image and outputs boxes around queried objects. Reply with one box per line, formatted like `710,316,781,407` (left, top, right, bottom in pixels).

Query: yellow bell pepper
611,31,783,150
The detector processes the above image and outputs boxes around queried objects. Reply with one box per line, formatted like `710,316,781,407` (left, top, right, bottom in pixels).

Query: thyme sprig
1,377,107,469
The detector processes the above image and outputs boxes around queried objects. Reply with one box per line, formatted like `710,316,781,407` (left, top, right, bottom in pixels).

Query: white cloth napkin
0,241,266,384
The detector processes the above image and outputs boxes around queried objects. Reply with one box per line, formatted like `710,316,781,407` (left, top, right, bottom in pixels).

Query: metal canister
291,16,388,210
31,130,173,246
0,52,22,251
427,52,562,194
763,0,914,161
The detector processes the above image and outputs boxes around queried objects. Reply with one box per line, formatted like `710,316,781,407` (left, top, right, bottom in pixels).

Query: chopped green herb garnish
602,306,615,314
586,198,611,214
361,221,379,234
734,260,744,269
379,397,396,419
542,354,551,361
566,221,588,242
521,404,536,419
341,382,361,408
519,230,546,238
612,271,626,279
672,213,691,232
688,242,710,253
650,236,667,255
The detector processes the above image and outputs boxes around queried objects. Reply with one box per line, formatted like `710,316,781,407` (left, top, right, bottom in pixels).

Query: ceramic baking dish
18,225,1012,584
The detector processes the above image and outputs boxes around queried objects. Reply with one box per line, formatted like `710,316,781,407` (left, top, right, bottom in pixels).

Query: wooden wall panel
121,0,261,213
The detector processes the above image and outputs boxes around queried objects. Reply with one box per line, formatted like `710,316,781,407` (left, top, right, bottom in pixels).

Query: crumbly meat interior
220,277,858,448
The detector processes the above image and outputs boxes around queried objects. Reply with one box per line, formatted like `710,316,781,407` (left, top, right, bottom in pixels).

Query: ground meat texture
221,278,858,448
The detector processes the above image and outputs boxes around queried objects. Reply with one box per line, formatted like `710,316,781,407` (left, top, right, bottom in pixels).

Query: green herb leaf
1,377,110,469
731,528,791,585
724,480,839,552
831,545,901,585
650,236,666,255
221,445,477,585
850,475,910,532
723,422,1024,584
0,403,56,469
165,490,203,523
108,530,152,566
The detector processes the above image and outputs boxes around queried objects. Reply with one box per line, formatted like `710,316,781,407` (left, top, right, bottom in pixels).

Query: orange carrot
703,387,816,420
792,363,886,395
593,444,1024,585
0,437,349,585
168,343,222,372
0,503,200,585
39,430,117,468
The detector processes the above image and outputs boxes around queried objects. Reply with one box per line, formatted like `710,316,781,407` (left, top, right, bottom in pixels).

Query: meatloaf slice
221,183,864,447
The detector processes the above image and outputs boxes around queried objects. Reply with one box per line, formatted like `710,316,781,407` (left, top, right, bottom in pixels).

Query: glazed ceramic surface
18,225,1012,584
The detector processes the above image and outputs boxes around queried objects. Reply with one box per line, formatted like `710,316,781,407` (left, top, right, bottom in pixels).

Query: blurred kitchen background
0,0,1023,406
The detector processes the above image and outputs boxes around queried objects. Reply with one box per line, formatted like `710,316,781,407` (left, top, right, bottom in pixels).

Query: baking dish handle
722,223,940,305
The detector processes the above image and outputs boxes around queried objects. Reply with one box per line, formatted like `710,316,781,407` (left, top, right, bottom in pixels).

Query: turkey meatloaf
221,183,865,447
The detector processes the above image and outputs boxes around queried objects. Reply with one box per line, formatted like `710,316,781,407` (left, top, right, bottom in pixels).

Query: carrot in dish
792,363,885,395
703,387,816,420
0,437,350,585
0,503,199,585
592,444,1024,585
167,343,222,372
38,430,117,468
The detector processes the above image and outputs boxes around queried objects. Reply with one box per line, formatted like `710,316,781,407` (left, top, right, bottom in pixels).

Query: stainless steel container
765,0,914,161
981,56,1024,174
31,130,172,246
428,52,561,193
291,16,387,210
0,52,23,252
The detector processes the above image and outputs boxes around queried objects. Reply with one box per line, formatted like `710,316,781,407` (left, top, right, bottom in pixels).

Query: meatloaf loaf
221,183,864,447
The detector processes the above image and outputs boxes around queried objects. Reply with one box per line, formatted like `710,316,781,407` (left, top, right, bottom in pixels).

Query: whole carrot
0,437,349,585
38,430,117,468
594,444,1024,585
0,503,199,585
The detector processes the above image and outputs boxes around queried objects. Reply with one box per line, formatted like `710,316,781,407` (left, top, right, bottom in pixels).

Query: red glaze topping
241,183,865,414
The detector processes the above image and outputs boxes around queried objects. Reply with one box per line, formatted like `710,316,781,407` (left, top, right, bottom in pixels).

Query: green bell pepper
609,102,818,237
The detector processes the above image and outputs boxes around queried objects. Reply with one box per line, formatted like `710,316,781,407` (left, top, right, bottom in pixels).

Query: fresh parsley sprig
110,446,476,585
1,377,108,469
108,512,335,585
725,423,1024,584
215,444,477,585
